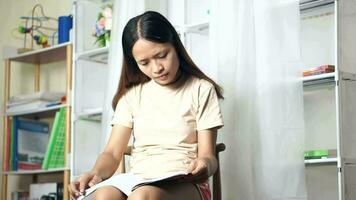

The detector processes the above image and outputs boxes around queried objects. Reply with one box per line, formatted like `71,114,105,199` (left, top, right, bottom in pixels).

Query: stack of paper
7,91,65,114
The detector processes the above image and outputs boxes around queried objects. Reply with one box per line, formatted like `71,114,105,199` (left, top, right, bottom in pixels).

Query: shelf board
340,71,356,81
185,22,209,34
75,47,109,64
305,157,338,165
73,0,109,4
343,158,356,164
5,42,72,64
302,72,335,86
5,104,68,117
175,22,209,35
300,0,334,11
76,108,103,121
3,168,68,175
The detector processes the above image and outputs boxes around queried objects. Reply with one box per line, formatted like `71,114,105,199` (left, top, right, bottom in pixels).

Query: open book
78,171,189,199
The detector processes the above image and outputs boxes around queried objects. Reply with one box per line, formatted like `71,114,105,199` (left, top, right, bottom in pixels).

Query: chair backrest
118,143,226,200
213,143,226,200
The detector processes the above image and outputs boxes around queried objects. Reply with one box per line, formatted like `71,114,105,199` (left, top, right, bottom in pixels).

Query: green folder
304,150,329,159
42,108,66,169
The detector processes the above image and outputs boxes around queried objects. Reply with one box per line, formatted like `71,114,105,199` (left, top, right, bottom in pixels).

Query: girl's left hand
183,157,212,183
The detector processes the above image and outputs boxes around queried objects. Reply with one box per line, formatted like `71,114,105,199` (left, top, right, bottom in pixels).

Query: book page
78,171,188,200
78,173,141,199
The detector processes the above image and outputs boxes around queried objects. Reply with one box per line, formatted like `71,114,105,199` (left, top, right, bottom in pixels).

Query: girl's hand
184,157,214,183
68,172,103,200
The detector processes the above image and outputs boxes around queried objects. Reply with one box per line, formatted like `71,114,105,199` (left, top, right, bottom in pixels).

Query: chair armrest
216,143,226,154
125,146,132,155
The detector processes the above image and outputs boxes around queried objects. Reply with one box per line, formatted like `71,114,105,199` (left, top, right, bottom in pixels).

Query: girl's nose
153,62,164,74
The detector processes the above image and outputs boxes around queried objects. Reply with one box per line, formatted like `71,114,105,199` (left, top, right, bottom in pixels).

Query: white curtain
210,0,307,199
101,0,145,147
103,0,306,199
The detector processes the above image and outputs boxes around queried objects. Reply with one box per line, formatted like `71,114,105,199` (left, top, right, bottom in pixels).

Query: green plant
93,4,112,47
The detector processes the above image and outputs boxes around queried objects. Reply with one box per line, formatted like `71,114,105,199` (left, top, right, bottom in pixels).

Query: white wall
0,0,71,198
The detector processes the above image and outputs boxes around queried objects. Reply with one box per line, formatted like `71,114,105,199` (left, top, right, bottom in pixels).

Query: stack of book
303,65,335,77
6,91,65,114
304,149,337,159
11,191,29,200
3,108,66,171
4,117,49,171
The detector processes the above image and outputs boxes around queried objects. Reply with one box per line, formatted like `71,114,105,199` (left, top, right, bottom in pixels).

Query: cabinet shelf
176,22,209,36
343,158,356,165
305,158,356,165
75,47,109,64
5,104,68,117
75,108,102,121
305,157,338,165
3,168,68,175
73,0,105,5
303,72,335,86
300,0,334,11
185,22,209,34
5,42,72,64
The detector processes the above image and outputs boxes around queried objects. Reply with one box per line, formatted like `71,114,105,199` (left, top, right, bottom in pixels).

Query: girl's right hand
68,171,103,200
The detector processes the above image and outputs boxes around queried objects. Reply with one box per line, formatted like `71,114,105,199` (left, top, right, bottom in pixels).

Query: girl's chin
154,79,171,85
154,75,172,85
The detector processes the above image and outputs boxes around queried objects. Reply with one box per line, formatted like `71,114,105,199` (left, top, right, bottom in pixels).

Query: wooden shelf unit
1,43,72,200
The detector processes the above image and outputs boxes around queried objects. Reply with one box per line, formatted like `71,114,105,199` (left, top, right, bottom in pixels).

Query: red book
17,162,42,170
4,117,11,171
303,65,335,77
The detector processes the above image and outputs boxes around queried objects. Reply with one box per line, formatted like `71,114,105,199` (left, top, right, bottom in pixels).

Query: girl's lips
157,73,168,80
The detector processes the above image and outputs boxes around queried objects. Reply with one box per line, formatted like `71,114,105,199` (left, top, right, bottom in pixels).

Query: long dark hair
112,11,224,109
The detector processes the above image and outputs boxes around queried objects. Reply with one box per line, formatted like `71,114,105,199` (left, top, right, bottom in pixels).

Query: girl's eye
158,53,167,58
140,62,148,66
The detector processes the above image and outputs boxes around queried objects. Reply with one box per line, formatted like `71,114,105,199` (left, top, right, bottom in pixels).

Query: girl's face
132,39,180,85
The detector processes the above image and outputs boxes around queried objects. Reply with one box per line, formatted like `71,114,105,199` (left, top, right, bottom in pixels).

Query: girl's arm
91,124,132,179
187,128,218,182
69,124,132,198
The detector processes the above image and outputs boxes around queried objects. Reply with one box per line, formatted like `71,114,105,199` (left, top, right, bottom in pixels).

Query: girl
69,11,224,200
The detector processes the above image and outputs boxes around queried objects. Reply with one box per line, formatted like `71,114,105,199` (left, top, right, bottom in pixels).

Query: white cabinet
166,0,211,71
71,0,111,179
301,1,356,199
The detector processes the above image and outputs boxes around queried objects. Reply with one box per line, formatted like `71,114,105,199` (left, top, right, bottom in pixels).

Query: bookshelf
1,43,72,200
300,0,356,199
4,168,68,175
5,104,68,117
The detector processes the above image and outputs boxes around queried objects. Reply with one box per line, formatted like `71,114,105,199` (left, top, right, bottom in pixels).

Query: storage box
29,182,63,200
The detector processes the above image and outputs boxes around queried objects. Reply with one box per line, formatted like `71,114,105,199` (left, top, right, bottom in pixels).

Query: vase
105,39,110,48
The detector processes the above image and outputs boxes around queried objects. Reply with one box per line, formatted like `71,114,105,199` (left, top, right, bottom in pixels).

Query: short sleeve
196,81,224,131
110,93,133,128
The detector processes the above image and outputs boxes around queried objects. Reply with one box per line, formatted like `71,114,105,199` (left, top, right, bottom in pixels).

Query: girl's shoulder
123,83,144,99
189,76,215,92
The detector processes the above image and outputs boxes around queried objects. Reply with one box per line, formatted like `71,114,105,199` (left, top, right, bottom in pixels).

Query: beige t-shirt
111,75,223,179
